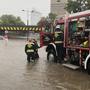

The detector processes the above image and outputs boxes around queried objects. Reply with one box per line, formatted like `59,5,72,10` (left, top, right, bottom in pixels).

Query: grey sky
0,0,50,24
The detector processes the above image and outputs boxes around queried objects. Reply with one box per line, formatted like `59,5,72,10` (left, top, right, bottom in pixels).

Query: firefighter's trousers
27,52,35,62
56,43,64,63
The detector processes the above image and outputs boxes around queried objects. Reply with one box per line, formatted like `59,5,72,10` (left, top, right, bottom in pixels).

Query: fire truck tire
87,61,90,75
47,51,56,62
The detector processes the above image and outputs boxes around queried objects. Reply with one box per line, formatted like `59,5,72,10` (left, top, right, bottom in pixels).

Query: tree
37,13,57,32
16,17,25,25
65,0,90,13
37,13,57,26
0,15,25,25
37,13,57,31
37,17,46,27
48,13,57,23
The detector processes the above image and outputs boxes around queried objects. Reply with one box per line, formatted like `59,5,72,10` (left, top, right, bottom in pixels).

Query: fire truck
46,10,90,74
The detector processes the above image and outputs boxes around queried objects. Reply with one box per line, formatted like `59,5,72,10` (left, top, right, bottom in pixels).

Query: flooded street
0,40,90,90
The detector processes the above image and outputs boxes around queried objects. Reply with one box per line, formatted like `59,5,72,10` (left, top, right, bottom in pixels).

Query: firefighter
25,39,35,63
54,26,65,63
32,39,39,59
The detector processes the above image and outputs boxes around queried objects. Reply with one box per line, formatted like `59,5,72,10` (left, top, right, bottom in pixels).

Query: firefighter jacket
34,42,39,51
54,30,64,44
25,42,35,53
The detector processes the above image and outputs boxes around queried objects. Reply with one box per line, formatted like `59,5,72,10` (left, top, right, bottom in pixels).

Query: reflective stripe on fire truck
49,42,57,56
84,53,90,70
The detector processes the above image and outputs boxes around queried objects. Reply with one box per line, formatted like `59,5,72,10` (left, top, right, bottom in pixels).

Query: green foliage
65,0,90,13
48,13,57,23
37,13,57,26
37,17,46,27
0,14,25,25
37,13,57,32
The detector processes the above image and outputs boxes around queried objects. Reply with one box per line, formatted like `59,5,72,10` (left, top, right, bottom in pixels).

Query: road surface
0,39,90,90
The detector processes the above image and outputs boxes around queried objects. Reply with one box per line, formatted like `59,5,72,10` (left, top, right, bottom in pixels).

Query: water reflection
0,40,90,90
24,47,90,90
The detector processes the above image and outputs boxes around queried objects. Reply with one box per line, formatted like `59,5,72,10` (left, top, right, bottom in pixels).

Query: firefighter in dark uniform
32,39,39,59
54,25,65,63
25,39,35,62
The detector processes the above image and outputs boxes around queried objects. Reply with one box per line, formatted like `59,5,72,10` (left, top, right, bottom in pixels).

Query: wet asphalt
0,39,90,90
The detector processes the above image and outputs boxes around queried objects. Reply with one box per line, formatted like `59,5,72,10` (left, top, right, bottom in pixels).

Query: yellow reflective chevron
0,26,42,32
20,27,22,30
39,28,41,31
29,27,31,30
32,27,35,31
10,27,13,30
4,27,7,30
23,27,25,30
13,27,16,30
17,27,19,30
7,27,10,30
26,27,28,30
36,27,38,31
1,27,4,30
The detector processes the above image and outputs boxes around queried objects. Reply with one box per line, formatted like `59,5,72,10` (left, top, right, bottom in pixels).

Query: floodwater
0,39,90,90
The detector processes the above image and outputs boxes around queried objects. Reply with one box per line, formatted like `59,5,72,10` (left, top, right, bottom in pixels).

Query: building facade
51,0,67,18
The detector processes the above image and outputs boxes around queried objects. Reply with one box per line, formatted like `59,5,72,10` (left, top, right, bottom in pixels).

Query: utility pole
22,10,30,40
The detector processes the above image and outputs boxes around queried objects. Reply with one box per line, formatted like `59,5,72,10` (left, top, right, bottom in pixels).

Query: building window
57,0,60,2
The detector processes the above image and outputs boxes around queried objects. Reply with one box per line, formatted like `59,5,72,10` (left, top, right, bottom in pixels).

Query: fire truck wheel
47,51,56,62
87,61,90,75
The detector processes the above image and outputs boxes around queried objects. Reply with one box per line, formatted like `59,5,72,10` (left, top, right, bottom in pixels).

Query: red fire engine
46,10,90,74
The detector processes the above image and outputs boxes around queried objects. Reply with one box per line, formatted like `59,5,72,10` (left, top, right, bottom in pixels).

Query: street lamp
22,10,30,40
22,10,30,25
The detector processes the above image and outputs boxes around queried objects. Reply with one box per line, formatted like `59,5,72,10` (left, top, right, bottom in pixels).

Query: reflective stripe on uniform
27,50,34,52
55,31,63,34
55,41,63,44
